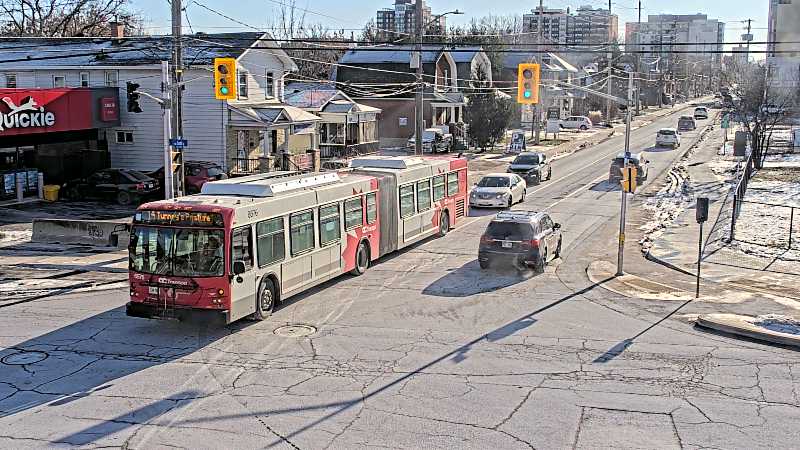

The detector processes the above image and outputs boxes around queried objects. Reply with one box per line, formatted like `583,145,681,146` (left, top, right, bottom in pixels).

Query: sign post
695,197,710,298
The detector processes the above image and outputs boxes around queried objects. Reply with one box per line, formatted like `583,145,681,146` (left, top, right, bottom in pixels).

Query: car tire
533,250,546,273
580,125,588,131
116,191,132,206
521,189,526,203
350,242,370,276
252,278,276,321
548,169,553,180
437,212,450,238
555,238,562,258
479,259,490,270
507,197,513,208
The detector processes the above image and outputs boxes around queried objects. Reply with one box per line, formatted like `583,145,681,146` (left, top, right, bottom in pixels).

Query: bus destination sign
134,210,224,227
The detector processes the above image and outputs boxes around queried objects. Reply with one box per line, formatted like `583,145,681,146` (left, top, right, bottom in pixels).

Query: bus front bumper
126,302,230,325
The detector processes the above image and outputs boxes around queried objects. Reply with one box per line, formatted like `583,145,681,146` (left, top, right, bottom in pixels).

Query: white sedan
469,173,527,208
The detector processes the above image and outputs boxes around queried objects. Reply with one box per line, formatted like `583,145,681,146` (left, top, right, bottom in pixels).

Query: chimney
109,21,124,39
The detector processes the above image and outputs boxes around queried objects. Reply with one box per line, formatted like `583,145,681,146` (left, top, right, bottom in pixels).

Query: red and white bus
127,156,468,324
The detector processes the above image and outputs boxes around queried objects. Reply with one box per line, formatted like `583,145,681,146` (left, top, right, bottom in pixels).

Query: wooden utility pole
605,0,613,123
414,0,424,155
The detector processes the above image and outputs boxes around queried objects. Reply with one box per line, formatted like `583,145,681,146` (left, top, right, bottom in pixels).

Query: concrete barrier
32,218,131,248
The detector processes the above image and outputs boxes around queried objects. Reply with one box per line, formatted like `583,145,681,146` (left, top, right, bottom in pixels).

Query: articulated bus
127,156,468,324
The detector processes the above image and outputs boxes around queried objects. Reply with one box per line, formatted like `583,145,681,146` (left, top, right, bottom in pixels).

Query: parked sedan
148,161,227,196
62,169,159,205
469,174,527,208
507,152,552,184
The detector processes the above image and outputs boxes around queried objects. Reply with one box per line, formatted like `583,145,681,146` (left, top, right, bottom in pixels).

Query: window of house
105,71,118,87
432,175,446,202
52,75,66,88
80,72,90,87
116,131,134,144
416,180,431,212
400,184,415,218
447,172,460,197
238,71,249,98
290,210,315,255
4,73,17,88
266,71,274,97
256,217,285,267
231,226,254,271
344,197,364,230
319,204,341,246
366,193,377,224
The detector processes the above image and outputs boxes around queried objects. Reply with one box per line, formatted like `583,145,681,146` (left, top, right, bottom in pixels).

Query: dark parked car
609,153,649,184
507,152,552,184
478,210,562,272
62,169,158,205
148,161,227,196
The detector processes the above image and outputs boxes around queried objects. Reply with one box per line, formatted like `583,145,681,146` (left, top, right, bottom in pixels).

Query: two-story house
0,29,319,185
335,45,492,148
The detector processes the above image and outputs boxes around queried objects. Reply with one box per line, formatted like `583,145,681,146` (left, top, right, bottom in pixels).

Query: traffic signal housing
214,57,237,100
517,63,540,104
126,82,142,113
620,165,638,193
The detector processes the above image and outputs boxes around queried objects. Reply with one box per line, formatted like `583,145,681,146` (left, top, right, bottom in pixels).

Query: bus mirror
232,261,246,275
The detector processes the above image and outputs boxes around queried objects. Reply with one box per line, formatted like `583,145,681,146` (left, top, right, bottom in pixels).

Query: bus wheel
437,212,450,237
253,279,276,321
351,243,370,276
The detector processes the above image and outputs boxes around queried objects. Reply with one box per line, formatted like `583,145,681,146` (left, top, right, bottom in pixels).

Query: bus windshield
130,226,225,278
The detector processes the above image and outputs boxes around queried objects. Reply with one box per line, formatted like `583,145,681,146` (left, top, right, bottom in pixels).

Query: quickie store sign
0,89,114,136
0,96,56,132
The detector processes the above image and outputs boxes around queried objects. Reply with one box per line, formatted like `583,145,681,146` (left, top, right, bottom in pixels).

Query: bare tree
721,60,799,168
0,0,142,37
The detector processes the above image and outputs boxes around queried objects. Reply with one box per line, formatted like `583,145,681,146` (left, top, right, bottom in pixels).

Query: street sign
169,138,188,149
546,107,561,120
696,197,709,223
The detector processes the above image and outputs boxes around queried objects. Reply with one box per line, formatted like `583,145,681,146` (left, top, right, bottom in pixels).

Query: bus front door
230,226,258,320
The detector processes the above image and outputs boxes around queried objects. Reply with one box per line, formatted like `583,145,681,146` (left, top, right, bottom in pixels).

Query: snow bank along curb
696,313,800,348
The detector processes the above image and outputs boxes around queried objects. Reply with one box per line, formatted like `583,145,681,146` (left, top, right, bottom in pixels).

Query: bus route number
247,209,259,219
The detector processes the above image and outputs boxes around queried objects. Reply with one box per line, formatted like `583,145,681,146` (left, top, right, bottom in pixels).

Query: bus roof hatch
349,156,426,170
201,172,340,197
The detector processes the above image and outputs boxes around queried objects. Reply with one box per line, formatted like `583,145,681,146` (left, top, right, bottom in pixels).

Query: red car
148,161,227,196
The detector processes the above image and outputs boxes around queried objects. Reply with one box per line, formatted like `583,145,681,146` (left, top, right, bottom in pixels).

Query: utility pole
605,0,613,124
414,0,424,156
635,0,641,114
616,71,634,277
658,21,664,108
533,0,544,145
161,61,174,200
171,0,185,196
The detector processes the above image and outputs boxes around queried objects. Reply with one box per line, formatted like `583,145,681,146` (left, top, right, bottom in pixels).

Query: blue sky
135,0,770,49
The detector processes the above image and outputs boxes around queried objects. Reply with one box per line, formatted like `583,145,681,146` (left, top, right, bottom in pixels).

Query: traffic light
517,63,540,104
126,82,142,113
214,57,237,100
170,150,185,197
620,165,638,193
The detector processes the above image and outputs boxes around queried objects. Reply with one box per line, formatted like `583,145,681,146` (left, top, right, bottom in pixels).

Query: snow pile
0,229,32,246
763,152,800,169
755,314,800,336
731,180,800,260
639,165,694,252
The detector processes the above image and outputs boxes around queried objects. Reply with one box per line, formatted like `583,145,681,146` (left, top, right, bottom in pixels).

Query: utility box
733,131,748,157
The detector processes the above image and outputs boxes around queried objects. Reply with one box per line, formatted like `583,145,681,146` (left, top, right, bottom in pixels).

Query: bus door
230,226,257,316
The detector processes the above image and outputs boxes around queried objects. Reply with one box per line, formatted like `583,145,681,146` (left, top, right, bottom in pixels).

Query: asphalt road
2,106,800,449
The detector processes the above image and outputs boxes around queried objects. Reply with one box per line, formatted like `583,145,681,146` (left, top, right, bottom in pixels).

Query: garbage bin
43,185,60,202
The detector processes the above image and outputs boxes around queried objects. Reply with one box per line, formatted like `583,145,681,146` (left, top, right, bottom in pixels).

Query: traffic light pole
161,61,174,200
616,71,634,277
171,0,185,197
414,1,424,156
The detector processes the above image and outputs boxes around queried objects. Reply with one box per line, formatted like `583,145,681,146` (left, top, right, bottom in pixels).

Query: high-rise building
375,0,445,41
625,14,725,73
767,0,800,95
522,5,618,47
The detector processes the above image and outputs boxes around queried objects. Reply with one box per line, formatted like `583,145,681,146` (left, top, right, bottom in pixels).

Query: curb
695,314,800,348
586,260,694,301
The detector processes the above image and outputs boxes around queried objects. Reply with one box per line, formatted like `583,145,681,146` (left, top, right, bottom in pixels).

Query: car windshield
486,222,534,240
680,117,693,122
477,177,510,188
513,154,541,165
613,157,639,166
423,131,437,140
207,167,224,177
129,226,225,277
125,170,151,181
659,130,676,136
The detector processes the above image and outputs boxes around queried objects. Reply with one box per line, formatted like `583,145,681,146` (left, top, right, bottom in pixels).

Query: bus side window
399,184,415,218
417,179,431,212
319,204,341,245
432,175,446,202
256,217,285,267
231,226,254,272
447,172,459,197
290,210,315,255
344,197,364,230
366,193,377,224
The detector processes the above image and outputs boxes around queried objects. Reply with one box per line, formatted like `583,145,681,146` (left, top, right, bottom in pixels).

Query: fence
230,158,271,176
735,199,798,251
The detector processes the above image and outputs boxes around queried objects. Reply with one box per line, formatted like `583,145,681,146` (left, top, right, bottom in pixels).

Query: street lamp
414,8,464,155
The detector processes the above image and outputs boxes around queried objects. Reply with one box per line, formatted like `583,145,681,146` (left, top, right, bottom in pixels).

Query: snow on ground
0,229,32,246
755,314,800,336
639,165,694,253
732,179,800,261
763,152,800,169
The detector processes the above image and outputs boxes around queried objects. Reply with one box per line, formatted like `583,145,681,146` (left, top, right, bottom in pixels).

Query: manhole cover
274,324,317,338
1,351,48,365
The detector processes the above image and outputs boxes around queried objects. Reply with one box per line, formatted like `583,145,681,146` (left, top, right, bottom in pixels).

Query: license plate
502,241,513,249
149,286,159,295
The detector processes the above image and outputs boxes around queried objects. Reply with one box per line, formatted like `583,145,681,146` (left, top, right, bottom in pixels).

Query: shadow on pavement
644,145,678,154
589,180,620,192
468,207,503,218
422,260,538,298
0,306,229,440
